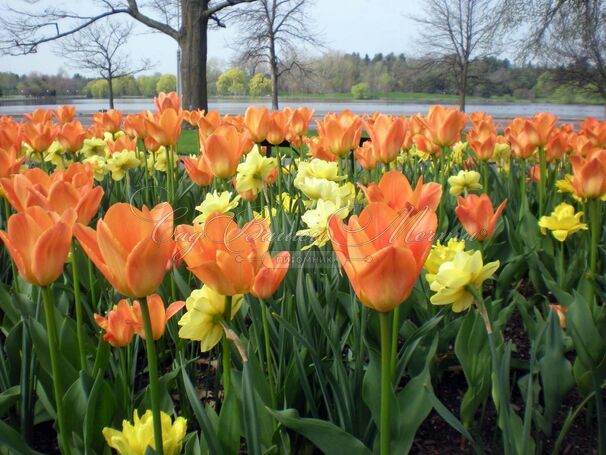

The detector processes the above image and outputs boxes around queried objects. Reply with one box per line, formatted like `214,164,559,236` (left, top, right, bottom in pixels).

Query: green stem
589,198,602,305
558,242,565,288
595,371,606,455
41,286,72,455
538,147,547,217
70,243,86,371
140,299,164,455
260,299,276,407
3,198,19,293
379,311,393,455
519,158,526,211
481,160,489,193
222,296,233,399
438,149,446,231
390,306,400,375
87,259,97,313
19,318,32,442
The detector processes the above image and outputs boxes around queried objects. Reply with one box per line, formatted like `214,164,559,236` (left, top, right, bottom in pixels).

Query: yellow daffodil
429,251,499,312
424,238,467,283
80,137,108,158
253,206,277,225
43,141,72,170
102,410,186,455
538,202,588,241
193,190,241,225
297,199,349,250
106,150,141,181
294,158,345,189
235,145,277,193
448,170,482,196
177,286,243,352
146,146,178,174
281,192,295,212
83,155,108,181
451,141,467,164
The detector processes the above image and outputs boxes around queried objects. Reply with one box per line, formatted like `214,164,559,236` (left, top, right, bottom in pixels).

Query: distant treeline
0,53,592,103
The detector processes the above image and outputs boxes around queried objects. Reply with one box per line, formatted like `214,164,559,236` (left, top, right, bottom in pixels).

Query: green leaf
84,373,115,454
0,419,43,455
241,361,263,455
0,386,20,418
267,408,372,455
181,369,224,455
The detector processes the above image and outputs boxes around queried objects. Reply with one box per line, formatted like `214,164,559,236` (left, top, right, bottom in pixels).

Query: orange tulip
0,146,25,179
506,118,537,159
545,130,570,162
244,106,270,143
316,110,362,156
569,149,606,199
145,108,183,147
57,120,87,153
124,113,148,138
233,176,258,202
181,154,213,186
360,170,442,213
154,91,182,114
22,121,58,153
413,132,442,156
469,112,491,126
455,193,507,241
287,107,314,138
528,164,541,183
532,112,557,147
175,214,290,296
354,141,378,170
0,206,76,286
197,111,223,138
106,136,136,154
93,110,123,134
183,109,206,127
24,109,54,123
201,125,250,179
328,202,437,312
364,114,406,163
131,294,185,340
548,304,568,329
422,105,466,147
267,111,288,145
94,299,137,347
1,164,104,225
0,116,22,151
53,106,77,124
304,136,337,161
467,119,497,161
580,118,606,147
569,133,599,157
74,202,174,298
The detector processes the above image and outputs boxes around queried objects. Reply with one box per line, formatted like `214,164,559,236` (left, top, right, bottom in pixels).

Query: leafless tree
0,0,257,111
56,20,147,108
505,0,606,104
411,0,505,111
228,0,321,109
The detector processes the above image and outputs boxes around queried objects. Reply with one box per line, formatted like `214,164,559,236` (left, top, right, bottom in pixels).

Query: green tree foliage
216,68,247,96
83,79,109,98
249,73,272,96
113,76,140,97
137,75,161,97
156,74,177,93
351,82,370,99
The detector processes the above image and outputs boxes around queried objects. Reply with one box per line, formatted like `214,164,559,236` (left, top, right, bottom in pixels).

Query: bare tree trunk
107,75,115,109
459,62,468,112
269,34,279,110
180,0,209,111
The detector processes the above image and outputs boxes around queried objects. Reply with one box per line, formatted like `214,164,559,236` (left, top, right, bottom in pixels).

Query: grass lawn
177,129,200,155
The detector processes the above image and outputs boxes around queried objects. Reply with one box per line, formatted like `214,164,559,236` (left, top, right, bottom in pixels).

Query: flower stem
222,296,233,399
260,299,276,407
41,286,72,455
594,370,606,455
589,198,602,305
538,147,547,217
3,198,19,293
379,311,393,455
139,299,164,455
390,306,400,375
481,160,489,194
558,242,565,289
70,243,86,371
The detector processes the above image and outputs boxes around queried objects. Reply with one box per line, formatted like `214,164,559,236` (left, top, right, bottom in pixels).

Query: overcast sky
0,0,427,76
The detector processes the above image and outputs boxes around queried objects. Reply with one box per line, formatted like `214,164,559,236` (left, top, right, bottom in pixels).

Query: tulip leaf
0,385,20,418
267,408,372,455
241,361,263,455
0,419,43,455
218,384,242,455
84,372,115,454
181,368,224,455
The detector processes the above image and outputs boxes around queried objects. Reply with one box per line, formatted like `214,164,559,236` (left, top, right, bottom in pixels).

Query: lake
0,97,603,123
